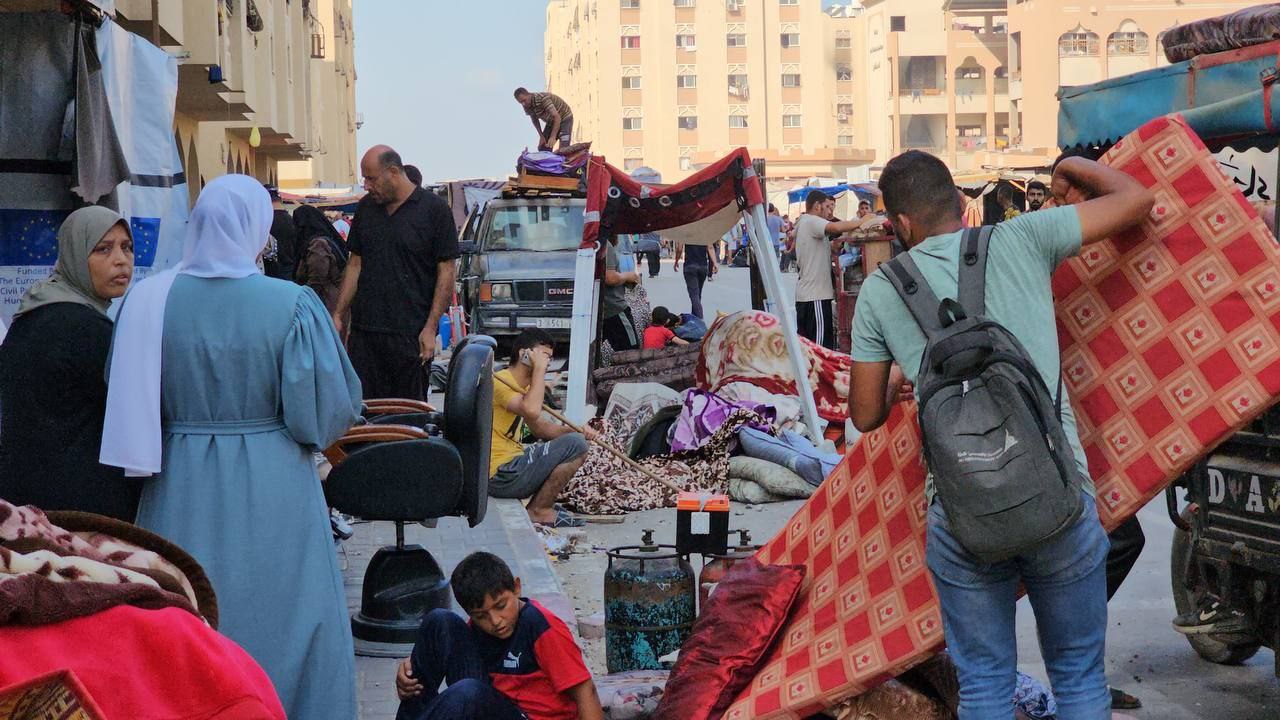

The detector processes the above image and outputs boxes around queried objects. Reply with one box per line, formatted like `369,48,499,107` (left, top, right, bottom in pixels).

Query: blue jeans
396,610,527,720
926,493,1111,720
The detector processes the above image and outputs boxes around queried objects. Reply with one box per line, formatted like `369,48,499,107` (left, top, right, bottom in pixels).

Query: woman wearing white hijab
101,174,361,718
0,206,137,520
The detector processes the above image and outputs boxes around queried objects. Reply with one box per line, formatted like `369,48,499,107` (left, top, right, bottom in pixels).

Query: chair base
351,543,452,655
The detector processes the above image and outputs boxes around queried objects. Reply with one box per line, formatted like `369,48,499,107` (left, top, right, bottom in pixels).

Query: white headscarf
100,174,272,477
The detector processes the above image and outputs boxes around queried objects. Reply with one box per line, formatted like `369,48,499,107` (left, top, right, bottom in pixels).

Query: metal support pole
743,205,823,445
565,246,601,426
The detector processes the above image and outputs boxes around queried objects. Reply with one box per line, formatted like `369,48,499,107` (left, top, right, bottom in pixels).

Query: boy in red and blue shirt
395,551,603,720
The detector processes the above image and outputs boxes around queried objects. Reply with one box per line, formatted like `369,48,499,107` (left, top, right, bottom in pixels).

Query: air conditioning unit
837,113,848,121
686,45,697,52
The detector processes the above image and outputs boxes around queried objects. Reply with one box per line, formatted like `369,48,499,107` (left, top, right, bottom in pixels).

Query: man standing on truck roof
333,145,459,400
514,88,574,152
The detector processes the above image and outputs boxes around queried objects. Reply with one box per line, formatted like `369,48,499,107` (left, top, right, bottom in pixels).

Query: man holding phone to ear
489,329,596,528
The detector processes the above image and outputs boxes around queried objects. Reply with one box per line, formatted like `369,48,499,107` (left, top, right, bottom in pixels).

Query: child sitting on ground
395,552,604,720
641,306,690,351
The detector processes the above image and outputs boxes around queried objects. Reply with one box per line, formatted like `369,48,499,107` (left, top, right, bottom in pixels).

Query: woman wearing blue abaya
100,174,362,718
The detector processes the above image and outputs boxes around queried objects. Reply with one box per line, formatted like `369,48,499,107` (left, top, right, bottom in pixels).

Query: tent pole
743,205,824,446
565,247,600,427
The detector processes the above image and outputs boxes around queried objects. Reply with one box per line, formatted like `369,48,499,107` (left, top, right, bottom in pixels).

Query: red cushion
653,558,806,720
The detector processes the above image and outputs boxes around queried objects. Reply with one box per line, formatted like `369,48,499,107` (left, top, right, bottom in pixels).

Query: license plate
1205,465,1280,517
535,318,571,329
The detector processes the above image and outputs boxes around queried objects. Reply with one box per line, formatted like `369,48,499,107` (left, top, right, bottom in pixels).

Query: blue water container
438,314,452,351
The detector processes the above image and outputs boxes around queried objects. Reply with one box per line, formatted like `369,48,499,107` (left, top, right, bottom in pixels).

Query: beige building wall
545,0,873,183
1006,0,1255,164
89,0,357,199
861,0,1256,173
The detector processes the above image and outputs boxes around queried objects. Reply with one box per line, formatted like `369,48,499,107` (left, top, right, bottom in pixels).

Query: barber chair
324,335,495,656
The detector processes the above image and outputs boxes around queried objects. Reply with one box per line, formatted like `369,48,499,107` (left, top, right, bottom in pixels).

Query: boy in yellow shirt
489,329,595,527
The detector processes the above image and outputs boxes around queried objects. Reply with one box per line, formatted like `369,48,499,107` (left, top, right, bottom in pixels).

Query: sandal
1110,687,1142,710
537,508,585,529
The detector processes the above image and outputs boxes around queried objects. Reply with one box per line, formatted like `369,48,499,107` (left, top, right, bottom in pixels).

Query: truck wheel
1170,509,1262,665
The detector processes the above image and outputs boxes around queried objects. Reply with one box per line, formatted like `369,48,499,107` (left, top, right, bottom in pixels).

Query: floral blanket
0,501,207,628
558,383,756,515
696,311,852,422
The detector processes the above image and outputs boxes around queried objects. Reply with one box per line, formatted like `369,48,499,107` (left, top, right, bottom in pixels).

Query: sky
353,1,849,182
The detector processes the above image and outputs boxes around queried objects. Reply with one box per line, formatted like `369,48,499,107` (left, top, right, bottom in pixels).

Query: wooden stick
492,372,686,495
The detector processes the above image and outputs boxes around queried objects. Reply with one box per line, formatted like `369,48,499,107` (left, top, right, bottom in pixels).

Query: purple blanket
669,389,775,453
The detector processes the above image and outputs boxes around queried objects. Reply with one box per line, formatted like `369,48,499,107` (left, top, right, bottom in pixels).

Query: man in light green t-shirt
849,149,1153,719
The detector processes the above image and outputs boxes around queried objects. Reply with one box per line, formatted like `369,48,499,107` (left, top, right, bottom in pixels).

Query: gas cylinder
698,529,760,613
604,529,697,673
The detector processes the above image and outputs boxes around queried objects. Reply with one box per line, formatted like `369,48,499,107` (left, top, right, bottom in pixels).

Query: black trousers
642,250,660,277
602,307,638,352
796,299,836,350
1105,516,1146,600
347,328,424,401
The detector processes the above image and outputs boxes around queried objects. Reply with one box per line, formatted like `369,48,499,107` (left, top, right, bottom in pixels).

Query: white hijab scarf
100,174,272,477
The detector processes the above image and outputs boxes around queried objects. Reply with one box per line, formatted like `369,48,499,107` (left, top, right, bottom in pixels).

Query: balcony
115,0,185,46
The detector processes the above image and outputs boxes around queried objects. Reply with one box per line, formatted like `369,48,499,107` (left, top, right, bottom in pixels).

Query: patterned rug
723,114,1280,718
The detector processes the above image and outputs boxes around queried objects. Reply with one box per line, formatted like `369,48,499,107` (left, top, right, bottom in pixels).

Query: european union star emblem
129,217,160,267
0,209,70,266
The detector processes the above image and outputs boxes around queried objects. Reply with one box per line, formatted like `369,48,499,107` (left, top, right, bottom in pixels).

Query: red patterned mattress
724,115,1280,718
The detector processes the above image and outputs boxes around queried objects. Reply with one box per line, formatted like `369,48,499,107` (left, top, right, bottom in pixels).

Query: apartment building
545,0,874,182
118,0,360,195
0,0,359,198
861,0,1256,172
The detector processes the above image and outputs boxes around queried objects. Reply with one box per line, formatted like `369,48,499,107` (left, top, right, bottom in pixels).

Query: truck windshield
481,204,584,252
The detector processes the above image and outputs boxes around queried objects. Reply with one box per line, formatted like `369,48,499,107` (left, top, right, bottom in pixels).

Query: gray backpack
883,226,1082,563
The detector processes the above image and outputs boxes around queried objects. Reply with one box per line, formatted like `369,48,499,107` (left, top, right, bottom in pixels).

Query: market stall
564,148,824,444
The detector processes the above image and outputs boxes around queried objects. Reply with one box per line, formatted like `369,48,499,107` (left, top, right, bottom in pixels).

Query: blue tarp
786,182,879,204
1058,41,1280,149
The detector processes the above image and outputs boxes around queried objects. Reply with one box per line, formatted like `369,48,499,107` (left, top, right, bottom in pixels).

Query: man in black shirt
333,145,460,400
265,185,297,281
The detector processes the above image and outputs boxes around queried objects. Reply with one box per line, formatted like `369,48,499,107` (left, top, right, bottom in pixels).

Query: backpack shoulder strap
882,253,944,335
957,225,994,317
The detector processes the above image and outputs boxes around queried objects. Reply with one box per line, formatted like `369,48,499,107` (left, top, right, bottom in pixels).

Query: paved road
557,257,1279,717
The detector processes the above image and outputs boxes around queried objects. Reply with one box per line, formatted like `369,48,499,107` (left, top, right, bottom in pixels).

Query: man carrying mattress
849,150,1153,719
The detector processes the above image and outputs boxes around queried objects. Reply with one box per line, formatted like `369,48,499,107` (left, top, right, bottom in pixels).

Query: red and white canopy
581,147,765,252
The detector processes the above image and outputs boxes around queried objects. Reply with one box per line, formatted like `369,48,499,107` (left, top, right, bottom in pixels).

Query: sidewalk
344,498,574,719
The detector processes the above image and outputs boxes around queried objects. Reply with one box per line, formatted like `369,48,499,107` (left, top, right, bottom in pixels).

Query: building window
782,73,801,87
1107,30,1149,56
676,34,696,49
622,76,641,89
1059,30,1099,56
783,114,802,128
621,0,640,8
837,103,853,121
621,35,641,49
727,33,747,47
675,0,695,5
779,0,798,5
838,135,853,146
623,117,643,130
624,158,644,171
677,74,697,88
781,33,800,48
680,156,693,170
836,66,852,81
729,115,749,128
890,16,906,32
728,73,748,97
679,116,698,130
835,36,851,49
